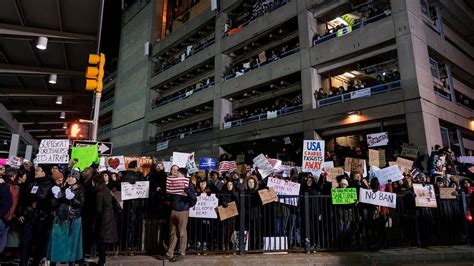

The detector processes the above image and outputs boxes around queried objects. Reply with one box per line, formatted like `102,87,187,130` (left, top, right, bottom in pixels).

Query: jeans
0,219,8,253
166,210,189,257
275,216,289,236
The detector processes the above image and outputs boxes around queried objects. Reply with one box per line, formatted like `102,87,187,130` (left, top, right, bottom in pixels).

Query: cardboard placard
401,143,419,159
369,149,386,168
258,51,267,64
36,139,70,164
217,201,239,221
326,167,344,182
359,188,397,208
344,158,366,175
331,188,357,205
121,181,150,201
106,156,126,172
258,188,278,205
190,194,219,219
172,152,192,168
396,157,414,174
218,161,237,173
302,140,325,174
413,184,437,208
71,144,99,171
253,154,274,178
374,165,404,185
439,187,456,199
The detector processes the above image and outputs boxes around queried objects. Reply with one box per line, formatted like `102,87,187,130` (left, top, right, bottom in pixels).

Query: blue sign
199,157,217,170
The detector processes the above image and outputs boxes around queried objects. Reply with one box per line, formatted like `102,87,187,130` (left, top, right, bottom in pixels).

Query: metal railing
224,105,302,129
224,47,299,81
152,81,215,109
316,80,401,108
157,126,213,142
313,11,391,46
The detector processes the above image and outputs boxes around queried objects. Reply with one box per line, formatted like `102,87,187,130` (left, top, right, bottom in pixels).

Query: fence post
304,193,310,253
461,192,471,246
239,193,246,255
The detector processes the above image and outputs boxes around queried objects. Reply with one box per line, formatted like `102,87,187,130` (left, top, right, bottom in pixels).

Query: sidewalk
102,246,474,265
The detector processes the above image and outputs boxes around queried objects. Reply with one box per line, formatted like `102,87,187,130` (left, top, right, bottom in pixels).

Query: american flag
218,161,237,173
166,176,189,196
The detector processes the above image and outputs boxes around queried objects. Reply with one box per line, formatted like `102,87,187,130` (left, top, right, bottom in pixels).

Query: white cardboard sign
367,132,389,147
189,194,219,219
121,181,150,200
359,188,397,209
36,139,70,164
267,177,301,206
374,165,404,185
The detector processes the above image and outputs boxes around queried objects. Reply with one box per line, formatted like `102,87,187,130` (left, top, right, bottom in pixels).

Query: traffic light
68,122,90,140
85,53,105,93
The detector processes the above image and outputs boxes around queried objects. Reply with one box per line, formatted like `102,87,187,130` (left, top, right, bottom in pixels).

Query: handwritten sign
369,149,386,168
367,132,388,147
258,188,278,205
302,140,325,174
326,167,344,182
36,139,69,164
413,184,437,208
172,152,192,168
217,201,239,221
267,177,301,206
401,143,419,159
253,154,274,178
344,158,366,176
457,156,474,164
439,187,456,199
331,188,357,204
374,165,404,185
121,181,150,201
359,188,397,208
190,194,218,219
124,156,154,175
396,157,414,174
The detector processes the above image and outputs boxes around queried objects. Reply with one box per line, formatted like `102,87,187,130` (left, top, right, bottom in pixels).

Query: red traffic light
68,123,90,140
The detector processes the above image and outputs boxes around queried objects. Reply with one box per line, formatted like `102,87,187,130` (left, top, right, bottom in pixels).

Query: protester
0,170,13,254
1,168,20,253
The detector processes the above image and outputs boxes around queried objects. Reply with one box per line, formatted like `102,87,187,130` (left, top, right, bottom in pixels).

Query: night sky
100,0,123,74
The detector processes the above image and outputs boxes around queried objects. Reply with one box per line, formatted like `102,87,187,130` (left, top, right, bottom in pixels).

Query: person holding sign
244,175,261,250
160,168,197,263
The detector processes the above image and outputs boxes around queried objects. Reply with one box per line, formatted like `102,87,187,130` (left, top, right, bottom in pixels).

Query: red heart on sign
108,158,120,169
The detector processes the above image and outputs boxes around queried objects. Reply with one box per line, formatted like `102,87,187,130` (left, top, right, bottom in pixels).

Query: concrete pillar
406,111,443,158
8,134,19,159
25,145,33,161
304,130,323,140
301,68,321,109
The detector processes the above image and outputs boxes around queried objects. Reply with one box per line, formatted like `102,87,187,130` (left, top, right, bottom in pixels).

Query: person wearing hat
159,167,196,262
19,164,54,266
47,170,84,265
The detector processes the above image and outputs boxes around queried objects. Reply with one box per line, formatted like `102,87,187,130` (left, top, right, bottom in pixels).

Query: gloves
65,188,75,200
52,186,61,199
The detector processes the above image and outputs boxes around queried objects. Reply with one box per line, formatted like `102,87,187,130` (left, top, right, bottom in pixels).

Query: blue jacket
171,183,197,212
0,183,12,219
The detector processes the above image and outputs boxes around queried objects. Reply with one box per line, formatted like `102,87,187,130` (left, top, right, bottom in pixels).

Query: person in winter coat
48,170,84,265
94,172,118,266
244,175,260,250
0,170,12,254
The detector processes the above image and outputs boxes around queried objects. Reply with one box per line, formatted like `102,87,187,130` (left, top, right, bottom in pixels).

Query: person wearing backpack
159,168,196,263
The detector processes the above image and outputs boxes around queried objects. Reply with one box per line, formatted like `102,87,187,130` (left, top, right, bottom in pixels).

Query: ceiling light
3,140,7,145
55,96,63,105
36,36,48,50
346,110,361,122
60,112,65,119
49,74,57,84
343,72,355,78
62,123,67,129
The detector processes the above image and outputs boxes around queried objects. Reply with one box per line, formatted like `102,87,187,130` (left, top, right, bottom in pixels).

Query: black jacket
20,177,54,220
94,183,118,243
170,183,197,212
52,183,84,221
0,183,12,219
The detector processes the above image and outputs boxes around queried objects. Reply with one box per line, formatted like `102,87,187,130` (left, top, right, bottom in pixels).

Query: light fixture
347,110,361,122
62,123,67,129
3,140,7,145
343,72,356,78
55,96,63,105
60,112,65,119
49,74,57,84
36,36,48,50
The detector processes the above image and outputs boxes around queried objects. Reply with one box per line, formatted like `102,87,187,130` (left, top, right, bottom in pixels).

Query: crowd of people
153,77,215,108
156,119,213,142
224,94,302,124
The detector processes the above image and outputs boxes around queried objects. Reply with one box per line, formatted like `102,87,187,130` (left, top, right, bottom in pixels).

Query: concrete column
8,134,19,159
304,130,323,140
301,67,321,109
25,145,33,161
406,111,443,158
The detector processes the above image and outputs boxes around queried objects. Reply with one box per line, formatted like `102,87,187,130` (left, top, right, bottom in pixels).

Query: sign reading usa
302,140,325,174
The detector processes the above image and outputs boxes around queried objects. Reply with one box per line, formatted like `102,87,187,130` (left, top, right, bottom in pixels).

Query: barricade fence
108,193,470,255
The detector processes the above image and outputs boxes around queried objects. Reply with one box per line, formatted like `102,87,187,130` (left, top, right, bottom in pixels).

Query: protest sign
71,144,99,171
302,140,325,174
121,181,150,201
396,157,414,175
374,165,404,185
359,188,397,208
344,158,367,176
258,188,278,205
98,157,107,172
267,158,282,171
326,167,344,182
439,187,456,199
124,157,154,175
267,177,301,206
350,87,370,99
331,188,357,205
185,152,199,174
199,157,217,171
0,158,7,166
253,154,274,178
190,194,219,219
156,140,169,151
106,156,126,172
366,132,388,147
218,161,237,172
8,156,22,168
166,175,189,196
388,161,397,167
401,143,419,159
217,201,239,221
172,152,192,167
236,155,245,164
413,184,437,208
36,139,69,164
368,149,386,168
162,161,172,173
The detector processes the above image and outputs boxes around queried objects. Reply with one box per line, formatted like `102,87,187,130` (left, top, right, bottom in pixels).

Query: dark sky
100,0,122,74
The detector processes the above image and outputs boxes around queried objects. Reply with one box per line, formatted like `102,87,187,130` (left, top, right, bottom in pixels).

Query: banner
253,154,274,178
337,25,352,37
267,177,301,206
302,140,325,174
344,158,367,177
217,201,239,221
71,144,99,171
413,184,437,208
331,188,357,205
359,188,397,208
166,175,189,196
121,181,150,201
326,167,344,182
439,187,456,199
374,165,404,185
367,132,388,147
396,157,414,175
401,143,419,159
199,157,217,171
218,161,237,172
350,87,370,99
172,152,192,168
258,188,278,205
189,194,219,219
106,156,126,172
36,139,69,164
368,149,386,168
156,141,169,151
